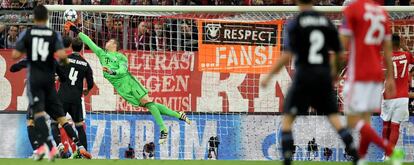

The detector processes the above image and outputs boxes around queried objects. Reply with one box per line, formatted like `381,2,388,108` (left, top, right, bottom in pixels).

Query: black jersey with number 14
15,26,64,82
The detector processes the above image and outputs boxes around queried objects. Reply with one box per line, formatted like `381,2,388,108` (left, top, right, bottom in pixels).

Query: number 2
308,30,324,64
69,67,78,86
393,60,407,78
32,37,49,61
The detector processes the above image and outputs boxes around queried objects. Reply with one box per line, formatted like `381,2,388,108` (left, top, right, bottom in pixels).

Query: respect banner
197,20,284,74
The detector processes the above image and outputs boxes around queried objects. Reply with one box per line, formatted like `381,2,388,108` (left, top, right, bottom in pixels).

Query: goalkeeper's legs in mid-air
118,76,191,144
140,95,191,144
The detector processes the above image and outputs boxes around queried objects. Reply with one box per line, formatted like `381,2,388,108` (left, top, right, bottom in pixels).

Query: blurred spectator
91,0,99,4
1,0,11,8
0,23,6,48
157,0,171,5
252,0,263,5
19,0,32,8
316,0,334,5
142,0,152,4
181,20,197,51
18,25,27,33
5,25,18,48
135,21,151,50
10,0,20,8
104,16,125,49
100,0,112,4
83,16,97,48
112,0,127,5
175,0,186,4
207,0,235,5
72,0,82,5
101,15,114,46
151,20,168,51
33,0,46,6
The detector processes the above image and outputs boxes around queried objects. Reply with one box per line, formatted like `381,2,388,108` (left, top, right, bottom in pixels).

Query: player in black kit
261,0,359,165
9,58,65,156
51,37,94,158
11,5,91,161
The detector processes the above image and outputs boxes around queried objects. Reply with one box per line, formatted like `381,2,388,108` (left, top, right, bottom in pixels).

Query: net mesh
48,9,414,161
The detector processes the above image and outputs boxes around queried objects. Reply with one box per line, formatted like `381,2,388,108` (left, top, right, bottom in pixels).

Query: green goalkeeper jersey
78,32,128,81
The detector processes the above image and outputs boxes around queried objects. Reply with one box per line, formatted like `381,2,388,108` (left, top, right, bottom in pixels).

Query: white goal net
46,5,414,162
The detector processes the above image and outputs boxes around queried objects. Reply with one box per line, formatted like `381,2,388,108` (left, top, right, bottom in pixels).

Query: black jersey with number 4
15,26,64,82
58,52,94,103
285,10,341,70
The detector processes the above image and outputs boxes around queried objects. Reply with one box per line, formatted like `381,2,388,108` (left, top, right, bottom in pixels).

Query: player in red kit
381,34,413,153
340,0,404,164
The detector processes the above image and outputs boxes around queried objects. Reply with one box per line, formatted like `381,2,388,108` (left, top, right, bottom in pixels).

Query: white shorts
343,81,383,114
381,98,409,123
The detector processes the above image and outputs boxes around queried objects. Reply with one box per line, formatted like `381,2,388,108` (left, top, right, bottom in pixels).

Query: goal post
45,5,414,161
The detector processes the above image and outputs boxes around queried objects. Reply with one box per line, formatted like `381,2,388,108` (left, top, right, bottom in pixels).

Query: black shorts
27,80,66,120
62,101,84,123
284,70,338,116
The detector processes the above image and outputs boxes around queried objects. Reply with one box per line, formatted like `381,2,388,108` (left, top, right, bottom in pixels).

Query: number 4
69,67,78,86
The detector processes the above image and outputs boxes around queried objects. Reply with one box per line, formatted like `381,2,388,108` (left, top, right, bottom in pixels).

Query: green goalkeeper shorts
114,75,148,106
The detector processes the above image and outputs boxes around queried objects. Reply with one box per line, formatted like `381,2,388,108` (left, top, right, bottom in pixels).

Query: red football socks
382,121,391,140
358,121,393,157
389,122,400,148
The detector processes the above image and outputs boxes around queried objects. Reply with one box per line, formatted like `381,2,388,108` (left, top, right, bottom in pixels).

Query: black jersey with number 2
285,10,341,70
283,10,342,116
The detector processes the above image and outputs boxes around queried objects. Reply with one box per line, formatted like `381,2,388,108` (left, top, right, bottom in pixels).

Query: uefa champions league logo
205,24,221,41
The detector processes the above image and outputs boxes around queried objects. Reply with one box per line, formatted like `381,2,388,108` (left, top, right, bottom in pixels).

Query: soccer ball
64,9,78,22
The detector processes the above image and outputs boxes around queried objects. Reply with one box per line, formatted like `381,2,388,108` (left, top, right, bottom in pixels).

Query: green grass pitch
1,159,414,165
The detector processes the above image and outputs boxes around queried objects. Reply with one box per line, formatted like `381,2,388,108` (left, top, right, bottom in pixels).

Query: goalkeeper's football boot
70,150,81,159
78,146,92,159
159,130,168,144
48,146,59,162
33,144,48,161
179,112,191,125
70,146,91,159
388,148,404,165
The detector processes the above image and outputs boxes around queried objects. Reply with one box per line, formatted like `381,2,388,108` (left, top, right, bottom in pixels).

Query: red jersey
340,0,391,82
384,51,414,99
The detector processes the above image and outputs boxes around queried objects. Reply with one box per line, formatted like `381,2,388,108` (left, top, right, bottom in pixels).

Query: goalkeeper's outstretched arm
78,32,105,57
65,21,104,57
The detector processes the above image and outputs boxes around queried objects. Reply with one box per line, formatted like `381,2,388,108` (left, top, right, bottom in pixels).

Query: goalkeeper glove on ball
64,21,79,34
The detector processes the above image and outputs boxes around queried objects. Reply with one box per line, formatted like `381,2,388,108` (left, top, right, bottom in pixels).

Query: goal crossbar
45,5,414,12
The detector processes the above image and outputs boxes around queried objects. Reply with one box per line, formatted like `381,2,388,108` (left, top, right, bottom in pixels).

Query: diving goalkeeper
65,22,191,144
